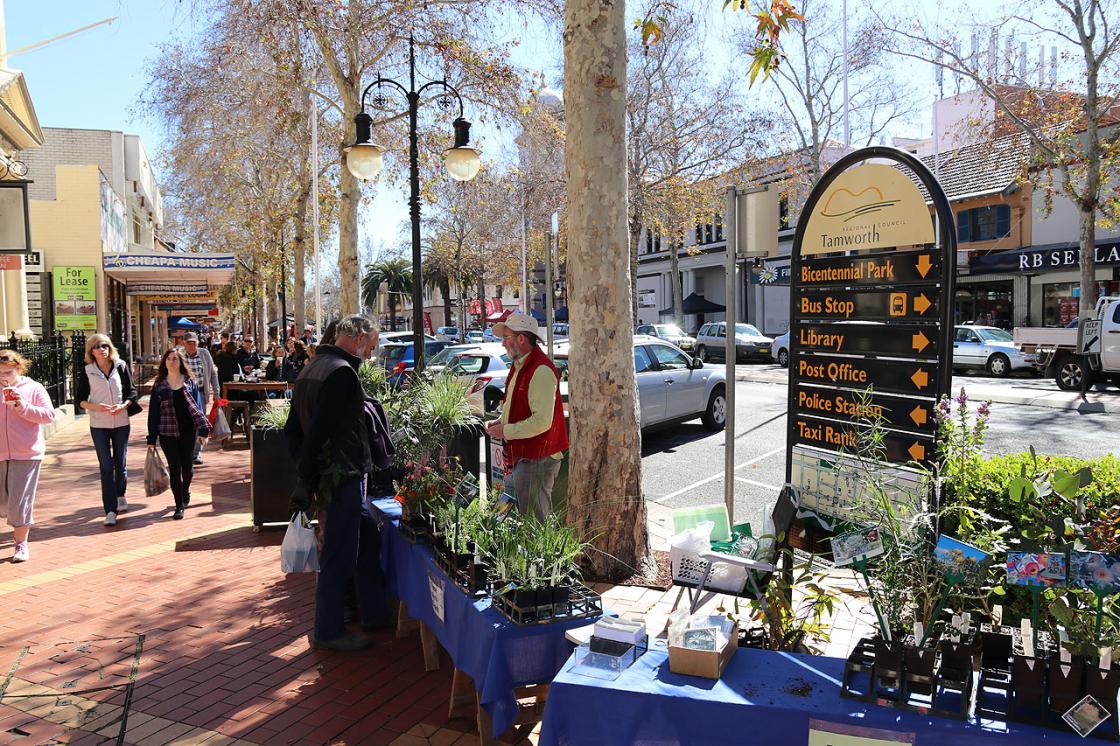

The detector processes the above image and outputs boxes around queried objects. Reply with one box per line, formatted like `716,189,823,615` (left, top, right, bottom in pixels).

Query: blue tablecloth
539,643,1096,746
370,498,598,738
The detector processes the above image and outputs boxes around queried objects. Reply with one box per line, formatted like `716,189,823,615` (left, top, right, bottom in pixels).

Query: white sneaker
117,497,130,513
104,512,117,526
12,543,28,562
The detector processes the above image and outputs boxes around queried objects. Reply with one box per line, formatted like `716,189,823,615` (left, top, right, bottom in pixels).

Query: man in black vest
285,314,390,651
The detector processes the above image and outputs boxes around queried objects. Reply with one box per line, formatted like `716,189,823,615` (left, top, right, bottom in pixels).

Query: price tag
428,570,446,625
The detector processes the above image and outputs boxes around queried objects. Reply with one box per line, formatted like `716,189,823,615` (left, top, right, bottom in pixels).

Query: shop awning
659,292,725,316
486,309,513,323
105,251,235,296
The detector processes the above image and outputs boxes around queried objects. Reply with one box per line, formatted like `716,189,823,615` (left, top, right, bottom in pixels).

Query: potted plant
249,405,299,529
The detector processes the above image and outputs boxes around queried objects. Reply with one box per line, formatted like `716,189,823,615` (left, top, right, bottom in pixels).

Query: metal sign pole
724,186,738,525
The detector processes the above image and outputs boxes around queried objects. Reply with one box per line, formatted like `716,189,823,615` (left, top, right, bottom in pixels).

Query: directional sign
1079,318,1102,355
792,415,934,464
793,354,938,396
793,385,936,434
795,322,940,358
797,288,939,322
799,249,940,288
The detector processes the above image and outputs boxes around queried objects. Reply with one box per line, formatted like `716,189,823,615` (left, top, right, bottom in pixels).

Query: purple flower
977,400,991,418
954,387,968,406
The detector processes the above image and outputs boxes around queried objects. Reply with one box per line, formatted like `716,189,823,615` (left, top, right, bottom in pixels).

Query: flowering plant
935,387,992,507
394,458,462,519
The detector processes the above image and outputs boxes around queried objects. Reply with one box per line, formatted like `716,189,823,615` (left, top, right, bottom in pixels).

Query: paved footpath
0,410,527,745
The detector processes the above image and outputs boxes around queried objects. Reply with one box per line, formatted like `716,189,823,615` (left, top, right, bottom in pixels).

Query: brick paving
0,407,875,746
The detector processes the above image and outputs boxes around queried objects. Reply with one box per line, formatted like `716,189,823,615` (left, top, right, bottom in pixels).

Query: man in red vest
484,311,569,520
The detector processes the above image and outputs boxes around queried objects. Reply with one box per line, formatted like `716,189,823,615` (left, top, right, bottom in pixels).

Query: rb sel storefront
968,241,1120,327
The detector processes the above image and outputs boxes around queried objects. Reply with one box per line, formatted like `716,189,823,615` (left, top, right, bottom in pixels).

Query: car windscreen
977,328,1014,343
429,345,477,366
449,355,489,375
656,325,685,337
735,323,762,336
381,345,408,362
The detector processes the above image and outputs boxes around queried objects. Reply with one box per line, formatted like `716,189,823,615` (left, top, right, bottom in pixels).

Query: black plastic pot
1010,654,1047,723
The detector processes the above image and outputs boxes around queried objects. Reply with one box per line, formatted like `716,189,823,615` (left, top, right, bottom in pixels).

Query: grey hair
335,314,377,339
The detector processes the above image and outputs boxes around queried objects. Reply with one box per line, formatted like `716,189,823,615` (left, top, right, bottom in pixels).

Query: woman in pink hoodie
0,349,55,562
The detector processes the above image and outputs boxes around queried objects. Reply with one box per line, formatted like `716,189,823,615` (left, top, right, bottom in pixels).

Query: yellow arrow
913,293,932,315
908,442,926,461
910,405,928,427
912,331,930,353
916,254,933,278
911,368,929,389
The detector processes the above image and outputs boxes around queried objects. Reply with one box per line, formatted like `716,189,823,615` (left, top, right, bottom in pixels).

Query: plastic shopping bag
210,407,232,442
144,448,170,497
280,512,319,573
208,398,228,427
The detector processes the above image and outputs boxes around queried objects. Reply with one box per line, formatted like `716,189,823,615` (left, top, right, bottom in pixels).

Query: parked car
378,340,448,373
378,331,436,348
426,343,482,372
435,326,461,343
483,326,500,343
952,325,1037,377
440,343,513,412
481,336,727,431
635,323,697,352
694,322,773,363
465,330,485,344
771,331,790,367
552,322,570,342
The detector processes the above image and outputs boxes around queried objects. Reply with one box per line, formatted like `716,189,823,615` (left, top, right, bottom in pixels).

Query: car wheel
1055,355,1085,391
777,348,789,367
986,353,1011,378
696,345,708,362
701,385,727,431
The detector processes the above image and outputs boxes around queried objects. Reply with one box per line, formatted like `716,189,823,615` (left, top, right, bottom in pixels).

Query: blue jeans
90,426,129,514
314,475,392,641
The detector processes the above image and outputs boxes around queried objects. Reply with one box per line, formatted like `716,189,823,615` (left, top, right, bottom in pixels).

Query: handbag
126,400,142,417
143,448,170,497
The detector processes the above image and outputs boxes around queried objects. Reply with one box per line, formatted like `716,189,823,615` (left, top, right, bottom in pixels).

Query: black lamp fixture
343,34,481,371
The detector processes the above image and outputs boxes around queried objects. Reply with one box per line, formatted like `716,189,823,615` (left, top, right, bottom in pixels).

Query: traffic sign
799,249,940,288
1079,318,1102,355
794,322,940,358
797,288,939,322
793,385,936,434
793,354,938,396
792,415,934,464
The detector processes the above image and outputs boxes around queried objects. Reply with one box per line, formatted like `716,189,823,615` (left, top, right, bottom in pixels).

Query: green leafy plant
251,404,290,430
388,372,481,469
745,547,836,653
476,511,588,591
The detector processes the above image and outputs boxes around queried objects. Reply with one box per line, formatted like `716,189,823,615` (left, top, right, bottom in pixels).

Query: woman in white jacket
75,334,139,526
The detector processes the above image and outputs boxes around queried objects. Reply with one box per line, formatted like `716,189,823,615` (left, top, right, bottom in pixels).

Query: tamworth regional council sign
785,149,956,529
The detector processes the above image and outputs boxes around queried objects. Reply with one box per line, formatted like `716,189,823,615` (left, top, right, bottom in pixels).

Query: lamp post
344,34,481,372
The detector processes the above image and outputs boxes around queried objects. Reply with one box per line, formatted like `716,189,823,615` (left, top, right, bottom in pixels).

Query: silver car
694,322,773,363
482,336,727,430
952,325,1037,377
635,323,696,352
771,331,790,367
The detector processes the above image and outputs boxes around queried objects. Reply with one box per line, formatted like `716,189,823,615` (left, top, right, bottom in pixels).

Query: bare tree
884,1,1120,313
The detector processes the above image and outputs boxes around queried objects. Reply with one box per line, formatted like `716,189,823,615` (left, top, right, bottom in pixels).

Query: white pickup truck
1013,296,1120,390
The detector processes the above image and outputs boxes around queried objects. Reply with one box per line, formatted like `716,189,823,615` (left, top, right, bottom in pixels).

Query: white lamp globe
444,146,482,182
345,143,385,180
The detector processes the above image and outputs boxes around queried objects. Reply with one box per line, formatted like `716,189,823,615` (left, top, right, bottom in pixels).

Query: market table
539,643,1099,746
369,497,601,744
220,380,291,399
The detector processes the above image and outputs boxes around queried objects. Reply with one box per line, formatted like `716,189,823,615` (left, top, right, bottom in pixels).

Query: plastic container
671,504,732,543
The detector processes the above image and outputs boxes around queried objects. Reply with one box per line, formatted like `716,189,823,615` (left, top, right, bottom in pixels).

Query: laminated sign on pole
784,148,956,536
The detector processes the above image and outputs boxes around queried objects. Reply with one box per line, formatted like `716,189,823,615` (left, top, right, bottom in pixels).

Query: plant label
1063,694,1112,737
830,526,885,567
992,604,1003,625
913,623,924,645
1101,647,1113,670
428,570,445,625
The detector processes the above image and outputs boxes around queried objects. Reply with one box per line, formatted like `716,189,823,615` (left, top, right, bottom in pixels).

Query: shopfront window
1042,283,1079,327
957,205,1011,243
954,284,1012,328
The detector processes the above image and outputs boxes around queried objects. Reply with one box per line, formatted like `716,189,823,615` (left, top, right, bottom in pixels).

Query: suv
378,340,448,373
635,323,696,352
694,322,773,363
435,326,461,343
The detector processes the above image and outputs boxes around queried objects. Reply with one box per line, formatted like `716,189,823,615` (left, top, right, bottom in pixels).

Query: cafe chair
223,400,252,449
932,640,974,719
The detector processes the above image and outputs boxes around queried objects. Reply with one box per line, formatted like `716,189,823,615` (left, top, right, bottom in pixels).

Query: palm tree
422,258,454,331
361,258,412,331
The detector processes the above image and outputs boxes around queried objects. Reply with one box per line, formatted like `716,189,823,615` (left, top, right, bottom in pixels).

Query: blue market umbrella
169,316,201,330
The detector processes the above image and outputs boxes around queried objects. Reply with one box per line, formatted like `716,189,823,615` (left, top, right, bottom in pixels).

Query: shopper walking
146,350,211,520
285,314,392,651
76,334,140,527
179,332,219,465
0,350,55,562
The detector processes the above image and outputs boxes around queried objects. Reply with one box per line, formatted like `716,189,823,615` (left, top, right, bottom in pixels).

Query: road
640,365,1119,527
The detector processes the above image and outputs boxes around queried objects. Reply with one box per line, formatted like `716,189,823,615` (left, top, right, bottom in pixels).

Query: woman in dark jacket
285,340,308,383
146,350,211,520
214,341,240,385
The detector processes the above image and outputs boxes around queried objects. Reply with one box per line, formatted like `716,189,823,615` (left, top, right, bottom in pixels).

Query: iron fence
0,332,85,406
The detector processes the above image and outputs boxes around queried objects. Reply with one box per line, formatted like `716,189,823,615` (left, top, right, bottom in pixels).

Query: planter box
250,427,300,529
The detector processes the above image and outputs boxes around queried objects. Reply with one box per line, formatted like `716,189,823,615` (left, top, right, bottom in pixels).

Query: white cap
493,311,544,340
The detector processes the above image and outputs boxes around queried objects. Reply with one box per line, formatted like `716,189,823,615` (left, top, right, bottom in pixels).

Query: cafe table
539,643,1098,746
369,497,600,744
220,380,292,399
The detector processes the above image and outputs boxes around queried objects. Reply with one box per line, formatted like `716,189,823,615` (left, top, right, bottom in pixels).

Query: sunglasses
93,344,112,350
0,357,17,365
